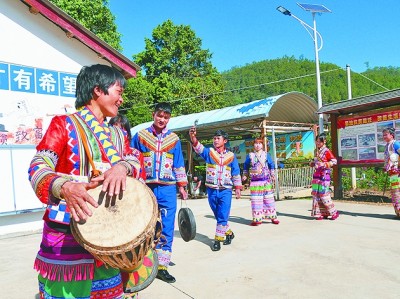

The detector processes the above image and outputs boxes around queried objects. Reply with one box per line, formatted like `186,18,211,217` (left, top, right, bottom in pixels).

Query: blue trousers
148,184,177,253
207,188,232,226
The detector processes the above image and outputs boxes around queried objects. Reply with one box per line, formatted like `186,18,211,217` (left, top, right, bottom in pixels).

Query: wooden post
330,114,343,199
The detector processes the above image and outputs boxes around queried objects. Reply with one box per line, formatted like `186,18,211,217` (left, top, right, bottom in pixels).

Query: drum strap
74,117,102,178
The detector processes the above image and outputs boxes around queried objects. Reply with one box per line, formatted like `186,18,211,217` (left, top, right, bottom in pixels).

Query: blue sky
108,0,399,74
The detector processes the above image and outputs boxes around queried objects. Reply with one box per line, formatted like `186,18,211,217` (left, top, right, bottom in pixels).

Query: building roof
131,91,319,140
20,0,140,79
318,88,400,115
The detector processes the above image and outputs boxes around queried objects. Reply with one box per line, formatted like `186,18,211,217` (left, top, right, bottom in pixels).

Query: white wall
0,146,43,214
0,1,113,215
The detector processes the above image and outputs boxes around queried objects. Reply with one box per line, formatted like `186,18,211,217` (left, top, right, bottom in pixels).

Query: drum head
178,207,196,242
122,248,159,293
72,177,157,250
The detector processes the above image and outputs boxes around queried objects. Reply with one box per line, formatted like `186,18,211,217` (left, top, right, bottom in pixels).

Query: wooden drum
71,177,160,272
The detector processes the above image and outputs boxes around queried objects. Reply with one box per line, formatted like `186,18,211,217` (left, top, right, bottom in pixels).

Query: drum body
71,177,161,272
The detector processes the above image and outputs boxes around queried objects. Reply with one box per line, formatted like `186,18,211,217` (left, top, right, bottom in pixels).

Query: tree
121,74,155,127
48,0,122,51
129,20,225,117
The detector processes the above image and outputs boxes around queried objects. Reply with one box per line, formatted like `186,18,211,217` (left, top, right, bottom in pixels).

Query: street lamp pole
311,12,324,134
277,4,331,134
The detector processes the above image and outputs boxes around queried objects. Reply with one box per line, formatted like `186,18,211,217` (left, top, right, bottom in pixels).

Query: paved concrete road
1,196,399,299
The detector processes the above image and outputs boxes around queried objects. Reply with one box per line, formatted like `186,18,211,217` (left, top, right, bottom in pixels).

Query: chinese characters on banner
0,62,77,145
338,109,400,163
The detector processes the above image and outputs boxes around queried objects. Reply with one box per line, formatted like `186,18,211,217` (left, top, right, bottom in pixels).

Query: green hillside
220,56,400,106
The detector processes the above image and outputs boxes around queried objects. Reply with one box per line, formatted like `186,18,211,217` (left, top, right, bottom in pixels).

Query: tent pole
187,141,193,195
271,126,280,201
262,119,268,151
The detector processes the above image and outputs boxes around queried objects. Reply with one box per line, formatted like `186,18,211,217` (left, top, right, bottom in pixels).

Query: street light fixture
276,4,331,134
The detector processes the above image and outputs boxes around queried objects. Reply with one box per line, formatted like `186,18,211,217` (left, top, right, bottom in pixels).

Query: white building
0,0,139,232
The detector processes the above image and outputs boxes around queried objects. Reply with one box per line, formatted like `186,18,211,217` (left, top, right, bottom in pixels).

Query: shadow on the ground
277,212,314,220
204,214,250,226
338,210,399,220
339,190,392,204
174,230,214,248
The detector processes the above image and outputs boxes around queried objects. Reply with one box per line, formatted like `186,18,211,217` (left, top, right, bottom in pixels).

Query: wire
122,68,342,110
120,67,395,112
350,71,390,91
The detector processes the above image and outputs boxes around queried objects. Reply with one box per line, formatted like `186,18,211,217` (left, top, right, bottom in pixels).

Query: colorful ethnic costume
384,139,400,217
311,145,339,219
243,151,277,225
192,141,242,242
28,107,144,299
131,126,188,271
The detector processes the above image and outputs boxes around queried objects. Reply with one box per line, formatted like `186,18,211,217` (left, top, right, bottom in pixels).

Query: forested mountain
219,56,400,106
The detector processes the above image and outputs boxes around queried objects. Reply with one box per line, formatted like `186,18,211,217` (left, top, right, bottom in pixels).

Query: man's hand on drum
179,186,188,200
90,163,128,197
61,181,99,222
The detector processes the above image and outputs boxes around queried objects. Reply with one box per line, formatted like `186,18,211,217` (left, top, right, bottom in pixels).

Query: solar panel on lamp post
276,4,331,134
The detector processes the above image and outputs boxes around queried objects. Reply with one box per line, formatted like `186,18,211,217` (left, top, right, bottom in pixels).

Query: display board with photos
337,109,400,163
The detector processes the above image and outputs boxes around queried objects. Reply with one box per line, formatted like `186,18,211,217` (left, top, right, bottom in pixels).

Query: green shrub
341,167,389,191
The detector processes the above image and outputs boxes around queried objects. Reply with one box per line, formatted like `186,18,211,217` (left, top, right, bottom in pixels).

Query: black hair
214,129,229,140
316,132,327,142
109,114,132,140
154,102,172,114
383,127,395,137
75,64,126,109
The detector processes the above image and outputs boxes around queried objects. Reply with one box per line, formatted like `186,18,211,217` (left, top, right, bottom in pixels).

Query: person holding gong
189,127,242,251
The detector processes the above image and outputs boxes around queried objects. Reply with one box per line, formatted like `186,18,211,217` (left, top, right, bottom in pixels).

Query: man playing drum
131,102,188,283
189,128,242,251
28,64,144,299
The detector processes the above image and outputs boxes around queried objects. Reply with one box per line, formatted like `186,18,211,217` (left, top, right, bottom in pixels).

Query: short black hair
75,64,126,109
316,132,327,142
154,102,172,114
109,114,132,140
214,129,228,140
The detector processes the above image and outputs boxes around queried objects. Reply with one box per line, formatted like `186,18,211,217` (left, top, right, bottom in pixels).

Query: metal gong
178,207,196,242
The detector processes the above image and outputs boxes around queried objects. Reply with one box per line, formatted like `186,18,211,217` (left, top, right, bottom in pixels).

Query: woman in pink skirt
243,137,279,226
309,133,339,220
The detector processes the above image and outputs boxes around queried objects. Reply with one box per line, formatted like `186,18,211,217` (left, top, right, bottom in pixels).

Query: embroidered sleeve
193,141,210,162
267,153,275,170
172,138,188,187
128,148,146,181
193,140,204,154
28,116,71,205
243,154,251,176
231,155,243,190
324,149,337,168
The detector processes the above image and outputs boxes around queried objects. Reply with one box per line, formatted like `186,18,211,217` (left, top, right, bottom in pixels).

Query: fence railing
276,167,314,194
